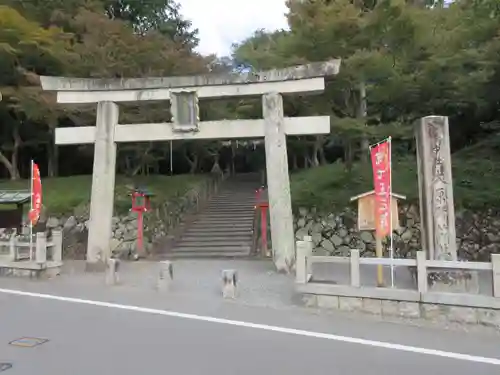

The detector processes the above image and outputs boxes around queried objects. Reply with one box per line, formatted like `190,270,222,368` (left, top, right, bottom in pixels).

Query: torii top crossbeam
40,59,342,146
41,59,340,91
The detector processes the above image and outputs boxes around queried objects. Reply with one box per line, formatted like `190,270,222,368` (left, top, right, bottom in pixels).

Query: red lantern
255,186,269,256
131,191,151,213
130,189,153,258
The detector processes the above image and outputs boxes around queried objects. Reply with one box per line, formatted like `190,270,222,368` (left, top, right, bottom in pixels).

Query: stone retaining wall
34,177,218,259
303,294,500,329
294,205,500,261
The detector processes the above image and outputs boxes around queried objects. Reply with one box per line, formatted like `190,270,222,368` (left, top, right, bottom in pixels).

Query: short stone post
52,230,63,263
416,251,428,293
303,236,313,277
157,261,174,291
35,232,47,265
350,249,360,287
492,254,500,298
8,232,17,262
296,236,313,284
222,269,237,298
105,258,120,285
295,240,308,284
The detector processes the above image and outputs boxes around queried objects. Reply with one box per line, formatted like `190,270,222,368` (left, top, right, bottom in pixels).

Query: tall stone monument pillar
415,116,457,261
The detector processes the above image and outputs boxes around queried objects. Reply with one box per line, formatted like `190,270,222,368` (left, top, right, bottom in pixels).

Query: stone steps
204,203,255,207
166,175,259,258
165,250,252,259
179,235,252,242
201,209,255,214
183,228,252,235
204,206,255,211
192,217,253,228
176,240,251,247
191,212,254,218
188,222,253,229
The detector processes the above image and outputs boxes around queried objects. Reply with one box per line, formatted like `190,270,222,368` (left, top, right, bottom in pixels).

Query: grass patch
290,156,500,212
0,174,207,216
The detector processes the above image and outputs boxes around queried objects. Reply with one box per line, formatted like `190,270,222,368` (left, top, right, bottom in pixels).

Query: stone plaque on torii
39,59,341,272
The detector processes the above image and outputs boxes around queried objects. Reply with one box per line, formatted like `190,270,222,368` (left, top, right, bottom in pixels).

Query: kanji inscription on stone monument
415,116,457,261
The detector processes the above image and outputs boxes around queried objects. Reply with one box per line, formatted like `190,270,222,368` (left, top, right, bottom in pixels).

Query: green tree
102,0,198,48
0,5,74,178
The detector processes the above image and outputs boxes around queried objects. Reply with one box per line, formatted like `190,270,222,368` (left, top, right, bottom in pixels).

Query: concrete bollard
105,258,120,285
222,269,237,298
157,261,174,291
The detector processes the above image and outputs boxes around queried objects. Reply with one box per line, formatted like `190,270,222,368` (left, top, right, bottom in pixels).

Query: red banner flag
29,162,42,225
370,140,391,238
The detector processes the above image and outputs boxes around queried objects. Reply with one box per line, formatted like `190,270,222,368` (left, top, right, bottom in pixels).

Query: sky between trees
178,0,288,56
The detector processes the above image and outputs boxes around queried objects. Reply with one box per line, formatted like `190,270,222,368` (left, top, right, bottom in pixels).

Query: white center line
1,287,499,366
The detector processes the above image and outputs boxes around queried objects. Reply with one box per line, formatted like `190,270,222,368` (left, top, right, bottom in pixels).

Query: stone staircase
165,174,260,258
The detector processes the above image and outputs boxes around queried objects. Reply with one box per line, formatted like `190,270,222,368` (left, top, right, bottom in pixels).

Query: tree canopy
0,0,499,209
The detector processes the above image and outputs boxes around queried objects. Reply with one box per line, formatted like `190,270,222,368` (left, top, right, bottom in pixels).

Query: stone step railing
0,231,62,271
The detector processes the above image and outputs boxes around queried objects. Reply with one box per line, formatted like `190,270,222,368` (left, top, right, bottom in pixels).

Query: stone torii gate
40,60,341,272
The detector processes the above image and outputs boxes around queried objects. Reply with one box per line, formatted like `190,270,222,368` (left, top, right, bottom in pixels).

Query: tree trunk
291,153,298,170
131,163,143,176
318,145,327,165
124,156,133,176
47,128,59,177
11,124,21,179
211,154,222,174
312,135,324,167
189,155,198,174
0,151,19,179
0,124,23,180
230,142,236,175
47,144,58,177
358,81,369,163
185,152,198,174
311,147,320,167
181,147,198,174
345,139,354,172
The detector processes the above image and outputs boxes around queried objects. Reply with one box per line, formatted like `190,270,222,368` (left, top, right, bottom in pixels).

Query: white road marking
0,287,499,366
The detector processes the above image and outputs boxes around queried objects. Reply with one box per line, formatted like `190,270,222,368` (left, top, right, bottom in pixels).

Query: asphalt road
1,283,500,375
